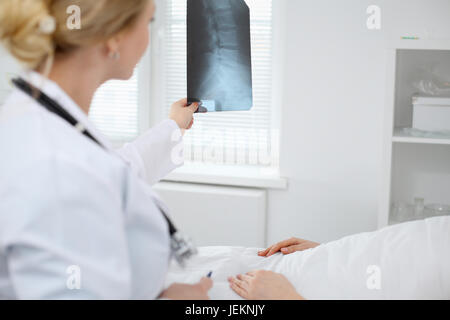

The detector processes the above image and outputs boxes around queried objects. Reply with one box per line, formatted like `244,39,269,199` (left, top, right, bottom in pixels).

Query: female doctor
0,0,212,299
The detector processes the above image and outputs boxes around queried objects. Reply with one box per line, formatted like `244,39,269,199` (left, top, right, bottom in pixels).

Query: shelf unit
392,128,450,145
379,41,450,228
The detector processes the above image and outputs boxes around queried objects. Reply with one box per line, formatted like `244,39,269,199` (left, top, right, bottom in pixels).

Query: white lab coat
0,71,184,299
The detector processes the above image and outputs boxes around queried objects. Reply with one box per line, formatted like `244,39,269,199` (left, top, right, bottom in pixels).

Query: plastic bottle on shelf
425,203,450,218
391,202,413,223
413,197,425,220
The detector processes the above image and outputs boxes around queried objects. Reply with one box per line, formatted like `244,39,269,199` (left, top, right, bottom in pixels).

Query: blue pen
207,271,213,278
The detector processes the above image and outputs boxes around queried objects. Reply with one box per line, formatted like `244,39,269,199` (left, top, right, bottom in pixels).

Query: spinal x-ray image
187,0,253,112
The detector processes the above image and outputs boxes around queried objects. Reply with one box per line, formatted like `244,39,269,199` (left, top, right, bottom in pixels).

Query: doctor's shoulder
0,95,127,193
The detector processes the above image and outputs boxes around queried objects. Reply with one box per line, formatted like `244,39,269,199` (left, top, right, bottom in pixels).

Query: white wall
266,0,450,244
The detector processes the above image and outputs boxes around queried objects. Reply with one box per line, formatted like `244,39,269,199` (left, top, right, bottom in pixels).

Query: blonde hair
0,0,151,73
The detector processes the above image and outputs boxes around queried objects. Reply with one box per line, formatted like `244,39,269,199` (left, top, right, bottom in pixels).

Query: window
89,68,140,144
89,0,278,169
161,0,276,167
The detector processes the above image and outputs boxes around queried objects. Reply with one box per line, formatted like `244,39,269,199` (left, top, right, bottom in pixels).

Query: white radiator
153,182,267,247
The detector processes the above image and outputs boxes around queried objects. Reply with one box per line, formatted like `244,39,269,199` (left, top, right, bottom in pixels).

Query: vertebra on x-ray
187,0,253,112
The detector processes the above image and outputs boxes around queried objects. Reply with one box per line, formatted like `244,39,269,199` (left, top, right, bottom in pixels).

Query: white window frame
137,47,152,140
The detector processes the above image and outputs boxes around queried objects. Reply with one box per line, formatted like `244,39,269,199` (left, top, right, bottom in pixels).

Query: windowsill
163,162,288,189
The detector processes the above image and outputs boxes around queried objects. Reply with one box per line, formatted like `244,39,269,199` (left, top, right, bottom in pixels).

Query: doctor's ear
104,34,125,60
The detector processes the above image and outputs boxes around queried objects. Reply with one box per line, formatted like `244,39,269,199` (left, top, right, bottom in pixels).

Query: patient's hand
228,270,304,300
258,237,320,257
159,277,213,300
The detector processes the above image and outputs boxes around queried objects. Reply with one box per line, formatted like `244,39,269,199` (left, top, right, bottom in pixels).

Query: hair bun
1,0,153,73
0,0,55,70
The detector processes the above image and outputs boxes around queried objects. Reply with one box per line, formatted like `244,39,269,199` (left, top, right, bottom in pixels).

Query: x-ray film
187,0,253,112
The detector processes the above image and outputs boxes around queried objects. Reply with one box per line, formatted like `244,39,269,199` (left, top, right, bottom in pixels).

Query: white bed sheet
164,216,450,300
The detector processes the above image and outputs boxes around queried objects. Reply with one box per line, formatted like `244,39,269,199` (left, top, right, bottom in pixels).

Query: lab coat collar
21,70,114,150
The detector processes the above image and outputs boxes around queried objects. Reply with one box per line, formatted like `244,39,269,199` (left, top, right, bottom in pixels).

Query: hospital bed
165,216,450,299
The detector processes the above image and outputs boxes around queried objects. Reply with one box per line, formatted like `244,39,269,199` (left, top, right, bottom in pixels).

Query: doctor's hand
169,98,199,133
158,277,213,300
228,270,304,300
258,237,320,257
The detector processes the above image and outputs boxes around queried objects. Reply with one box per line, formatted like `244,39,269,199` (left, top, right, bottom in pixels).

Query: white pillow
164,216,450,299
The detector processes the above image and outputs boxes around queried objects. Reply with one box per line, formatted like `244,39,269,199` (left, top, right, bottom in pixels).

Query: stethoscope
12,77,197,267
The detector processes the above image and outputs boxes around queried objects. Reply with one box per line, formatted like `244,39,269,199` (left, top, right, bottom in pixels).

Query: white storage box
412,96,450,132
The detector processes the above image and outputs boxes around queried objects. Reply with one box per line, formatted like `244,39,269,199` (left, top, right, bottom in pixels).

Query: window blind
163,0,275,166
89,68,140,143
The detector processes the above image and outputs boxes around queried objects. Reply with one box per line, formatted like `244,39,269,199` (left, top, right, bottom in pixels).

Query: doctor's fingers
173,97,198,110
187,101,199,113
174,97,188,106
198,277,213,291
188,278,213,300
171,98,198,112
186,118,194,130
